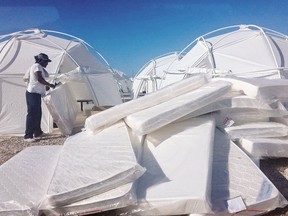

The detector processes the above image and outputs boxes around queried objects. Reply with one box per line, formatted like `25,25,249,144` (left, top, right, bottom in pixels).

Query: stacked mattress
1,74,288,215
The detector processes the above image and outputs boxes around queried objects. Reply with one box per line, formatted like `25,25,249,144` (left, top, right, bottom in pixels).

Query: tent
133,25,288,97
167,24,288,79
0,29,122,135
132,52,180,98
110,68,133,102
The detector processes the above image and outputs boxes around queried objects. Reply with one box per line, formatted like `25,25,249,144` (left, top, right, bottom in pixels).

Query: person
23,53,55,142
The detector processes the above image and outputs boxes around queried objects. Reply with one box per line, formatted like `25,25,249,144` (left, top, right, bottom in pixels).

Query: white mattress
43,83,78,135
40,125,146,216
209,129,287,215
124,117,215,215
85,74,208,133
0,146,62,216
237,137,288,159
213,109,270,127
215,76,288,102
41,183,136,216
180,95,283,121
125,80,231,135
224,122,288,139
40,121,145,208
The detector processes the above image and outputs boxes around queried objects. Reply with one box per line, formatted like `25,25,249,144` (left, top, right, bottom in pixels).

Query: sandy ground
0,133,287,216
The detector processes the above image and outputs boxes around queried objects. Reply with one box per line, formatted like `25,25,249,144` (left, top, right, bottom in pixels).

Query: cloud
0,7,59,34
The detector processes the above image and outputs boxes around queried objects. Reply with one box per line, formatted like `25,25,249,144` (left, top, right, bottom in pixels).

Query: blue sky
1,0,288,77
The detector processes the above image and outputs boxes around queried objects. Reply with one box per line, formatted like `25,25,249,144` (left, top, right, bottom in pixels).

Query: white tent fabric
168,24,288,79
110,68,133,101
0,29,122,135
132,52,180,98
133,25,288,97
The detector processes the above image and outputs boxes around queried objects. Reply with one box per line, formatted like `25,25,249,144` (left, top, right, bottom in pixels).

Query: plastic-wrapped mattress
215,76,288,102
40,121,145,208
43,83,78,135
125,80,231,135
122,116,215,215
209,129,288,215
0,145,62,216
85,74,208,133
224,122,288,139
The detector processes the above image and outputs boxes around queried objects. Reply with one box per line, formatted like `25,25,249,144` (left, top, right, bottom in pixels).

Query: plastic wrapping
179,95,288,122
40,183,137,216
224,122,288,140
0,146,62,216
215,76,288,102
124,80,231,135
85,74,209,133
40,123,146,216
43,83,78,135
120,117,215,215
212,109,270,127
209,129,288,215
237,137,288,160
40,121,145,208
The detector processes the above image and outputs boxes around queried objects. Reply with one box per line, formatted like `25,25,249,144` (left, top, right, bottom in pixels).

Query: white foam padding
43,83,78,135
41,183,136,216
237,137,288,159
0,146,62,216
210,129,287,213
40,126,145,215
125,80,231,135
179,95,287,122
224,122,288,139
130,117,215,215
85,74,208,133
40,121,145,208
212,109,270,127
215,76,288,102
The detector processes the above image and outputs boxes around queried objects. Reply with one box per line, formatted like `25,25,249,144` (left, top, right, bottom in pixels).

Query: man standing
23,53,55,142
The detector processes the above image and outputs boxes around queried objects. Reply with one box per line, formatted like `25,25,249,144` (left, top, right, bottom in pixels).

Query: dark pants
24,91,43,139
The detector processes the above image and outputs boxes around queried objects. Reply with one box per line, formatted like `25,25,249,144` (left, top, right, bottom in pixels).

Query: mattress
237,137,288,159
43,83,78,135
180,95,287,122
40,125,146,216
85,74,208,133
224,122,288,139
123,117,215,215
0,145,62,216
215,76,288,102
40,183,136,216
125,80,231,135
40,121,145,208
209,129,287,215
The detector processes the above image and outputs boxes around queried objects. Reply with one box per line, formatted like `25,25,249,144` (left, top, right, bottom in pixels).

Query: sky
1,0,288,77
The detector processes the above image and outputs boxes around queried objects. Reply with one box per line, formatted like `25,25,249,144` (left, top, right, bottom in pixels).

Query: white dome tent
132,52,180,98
133,25,288,98
0,29,122,135
110,68,133,102
166,24,288,80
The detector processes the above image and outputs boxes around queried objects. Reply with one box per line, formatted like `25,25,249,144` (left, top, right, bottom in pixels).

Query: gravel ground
0,134,287,215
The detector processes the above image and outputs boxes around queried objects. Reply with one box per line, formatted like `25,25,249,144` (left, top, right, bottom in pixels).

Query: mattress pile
1,74,288,215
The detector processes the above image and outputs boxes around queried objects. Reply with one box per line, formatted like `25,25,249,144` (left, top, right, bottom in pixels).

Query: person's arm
36,71,55,89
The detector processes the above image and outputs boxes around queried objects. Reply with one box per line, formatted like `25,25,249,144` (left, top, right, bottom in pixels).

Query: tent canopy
168,24,288,79
0,28,122,135
133,25,288,98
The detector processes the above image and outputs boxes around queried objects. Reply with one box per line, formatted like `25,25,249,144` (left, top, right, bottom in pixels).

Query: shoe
34,133,48,140
24,138,36,142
